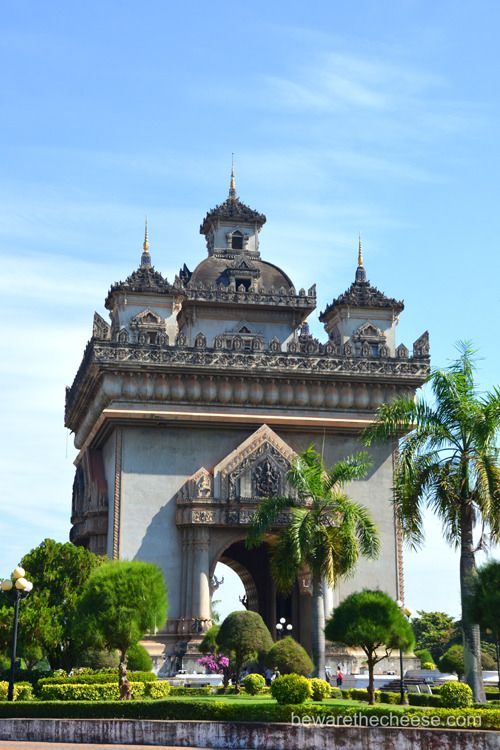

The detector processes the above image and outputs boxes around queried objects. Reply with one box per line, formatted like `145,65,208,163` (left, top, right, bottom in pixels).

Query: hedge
408,693,442,707
38,672,155,686
0,682,33,701
39,682,146,701
169,686,213,696
0,699,499,729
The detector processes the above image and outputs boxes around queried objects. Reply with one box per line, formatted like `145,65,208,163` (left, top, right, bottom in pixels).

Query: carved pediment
413,331,430,357
130,308,164,328
92,312,111,340
214,425,297,501
352,321,386,342
177,467,213,503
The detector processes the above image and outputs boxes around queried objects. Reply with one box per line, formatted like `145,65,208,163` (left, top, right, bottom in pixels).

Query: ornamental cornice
181,284,316,309
65,340,430,438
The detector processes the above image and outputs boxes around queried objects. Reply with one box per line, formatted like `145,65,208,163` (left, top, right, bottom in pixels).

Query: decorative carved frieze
181,284,316,309
65,339,430,439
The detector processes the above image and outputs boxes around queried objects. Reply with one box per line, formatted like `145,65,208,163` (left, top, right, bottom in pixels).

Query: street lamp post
1,567,33,702
275,617,292,640
396,599,412,706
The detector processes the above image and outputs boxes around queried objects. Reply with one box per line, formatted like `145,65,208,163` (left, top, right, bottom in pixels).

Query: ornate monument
66,173,430,670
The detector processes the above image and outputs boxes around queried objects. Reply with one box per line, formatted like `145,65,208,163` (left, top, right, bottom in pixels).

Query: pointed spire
355,234,367,283
141,217,151,267
229,153,237,201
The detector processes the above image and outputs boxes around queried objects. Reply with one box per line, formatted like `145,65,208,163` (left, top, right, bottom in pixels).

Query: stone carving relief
254,458,281,498
214,424,297,502
92,312,111,340
177,467,213,502
413,331,430,357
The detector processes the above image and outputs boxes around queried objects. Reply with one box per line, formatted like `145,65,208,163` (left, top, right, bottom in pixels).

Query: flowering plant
197,654,230,673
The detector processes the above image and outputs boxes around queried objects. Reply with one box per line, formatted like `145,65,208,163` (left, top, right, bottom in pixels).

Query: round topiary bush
439,681,473,708
271,673,312,705
242,673,266,695
309,677,331,701
127,643,153,672
264,636,313,676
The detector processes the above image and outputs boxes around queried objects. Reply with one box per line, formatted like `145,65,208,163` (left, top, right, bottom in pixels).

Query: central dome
188,255,294,291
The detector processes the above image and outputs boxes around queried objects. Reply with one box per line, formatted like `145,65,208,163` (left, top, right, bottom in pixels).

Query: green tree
77,560,167,698
468,560,500,692
439,644,465,680
247,446,379,677
264,636,313,676
411,611,457,662
216,610,273,691
127,642,153,671
325,590,414,704
363,344,500,701
0,539,103,670
199,624,220,654
414,648,436,668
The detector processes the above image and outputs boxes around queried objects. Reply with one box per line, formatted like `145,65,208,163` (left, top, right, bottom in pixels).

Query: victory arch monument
65,173,430,671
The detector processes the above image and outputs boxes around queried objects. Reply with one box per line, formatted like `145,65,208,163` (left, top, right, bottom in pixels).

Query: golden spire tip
358,233,363,267
143,217,149,254
229,154,236,200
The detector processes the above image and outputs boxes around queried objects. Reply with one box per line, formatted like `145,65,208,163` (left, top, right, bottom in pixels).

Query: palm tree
246,446,380,677
363,344,500,702
467,560,500,694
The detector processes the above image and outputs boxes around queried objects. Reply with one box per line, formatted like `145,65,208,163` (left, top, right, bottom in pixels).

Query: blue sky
1,1,499,622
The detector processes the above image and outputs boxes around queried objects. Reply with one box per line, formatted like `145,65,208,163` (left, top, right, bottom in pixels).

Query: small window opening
231,232,243,250
148,332,157,344
239,326,251,334
236,278,251,291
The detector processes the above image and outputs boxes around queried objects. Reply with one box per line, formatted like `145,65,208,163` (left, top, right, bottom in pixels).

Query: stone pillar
191,527,211,621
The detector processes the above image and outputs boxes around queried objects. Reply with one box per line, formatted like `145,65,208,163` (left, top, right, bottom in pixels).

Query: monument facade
66,174,430,670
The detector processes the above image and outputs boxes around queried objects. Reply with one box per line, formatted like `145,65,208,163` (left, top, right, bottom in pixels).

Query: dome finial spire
355,233,367,283
229,153,237,200
141,217,151,267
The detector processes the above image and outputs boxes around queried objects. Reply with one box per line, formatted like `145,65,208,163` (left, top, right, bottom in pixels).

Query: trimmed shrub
408,693,442,707
264,637,313,677
421,662,435,670
329,686,342,699
145,681,171,699
0,681,33,701
349,688,377,703
439,681,473,708
242,674,266,695
38,671,155,687
271,674,312,705
169,686,212,696
378,691,401,705
39,682,146,701
127,643,153,672
340,688,352,699
309,678,331,701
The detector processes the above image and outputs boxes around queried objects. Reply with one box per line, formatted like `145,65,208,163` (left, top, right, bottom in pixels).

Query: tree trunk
118,649,131,701
495,634,500,695
367,653,375,705
311,572,325,678
460,502,486,703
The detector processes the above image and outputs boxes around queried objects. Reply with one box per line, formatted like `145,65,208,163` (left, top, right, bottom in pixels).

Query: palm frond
325,452,372,491
245,494,297,549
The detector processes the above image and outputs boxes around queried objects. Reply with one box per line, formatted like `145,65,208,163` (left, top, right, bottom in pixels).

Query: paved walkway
0,744,219,750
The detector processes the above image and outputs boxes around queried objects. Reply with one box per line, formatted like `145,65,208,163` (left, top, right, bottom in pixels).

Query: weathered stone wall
0,719,497,750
